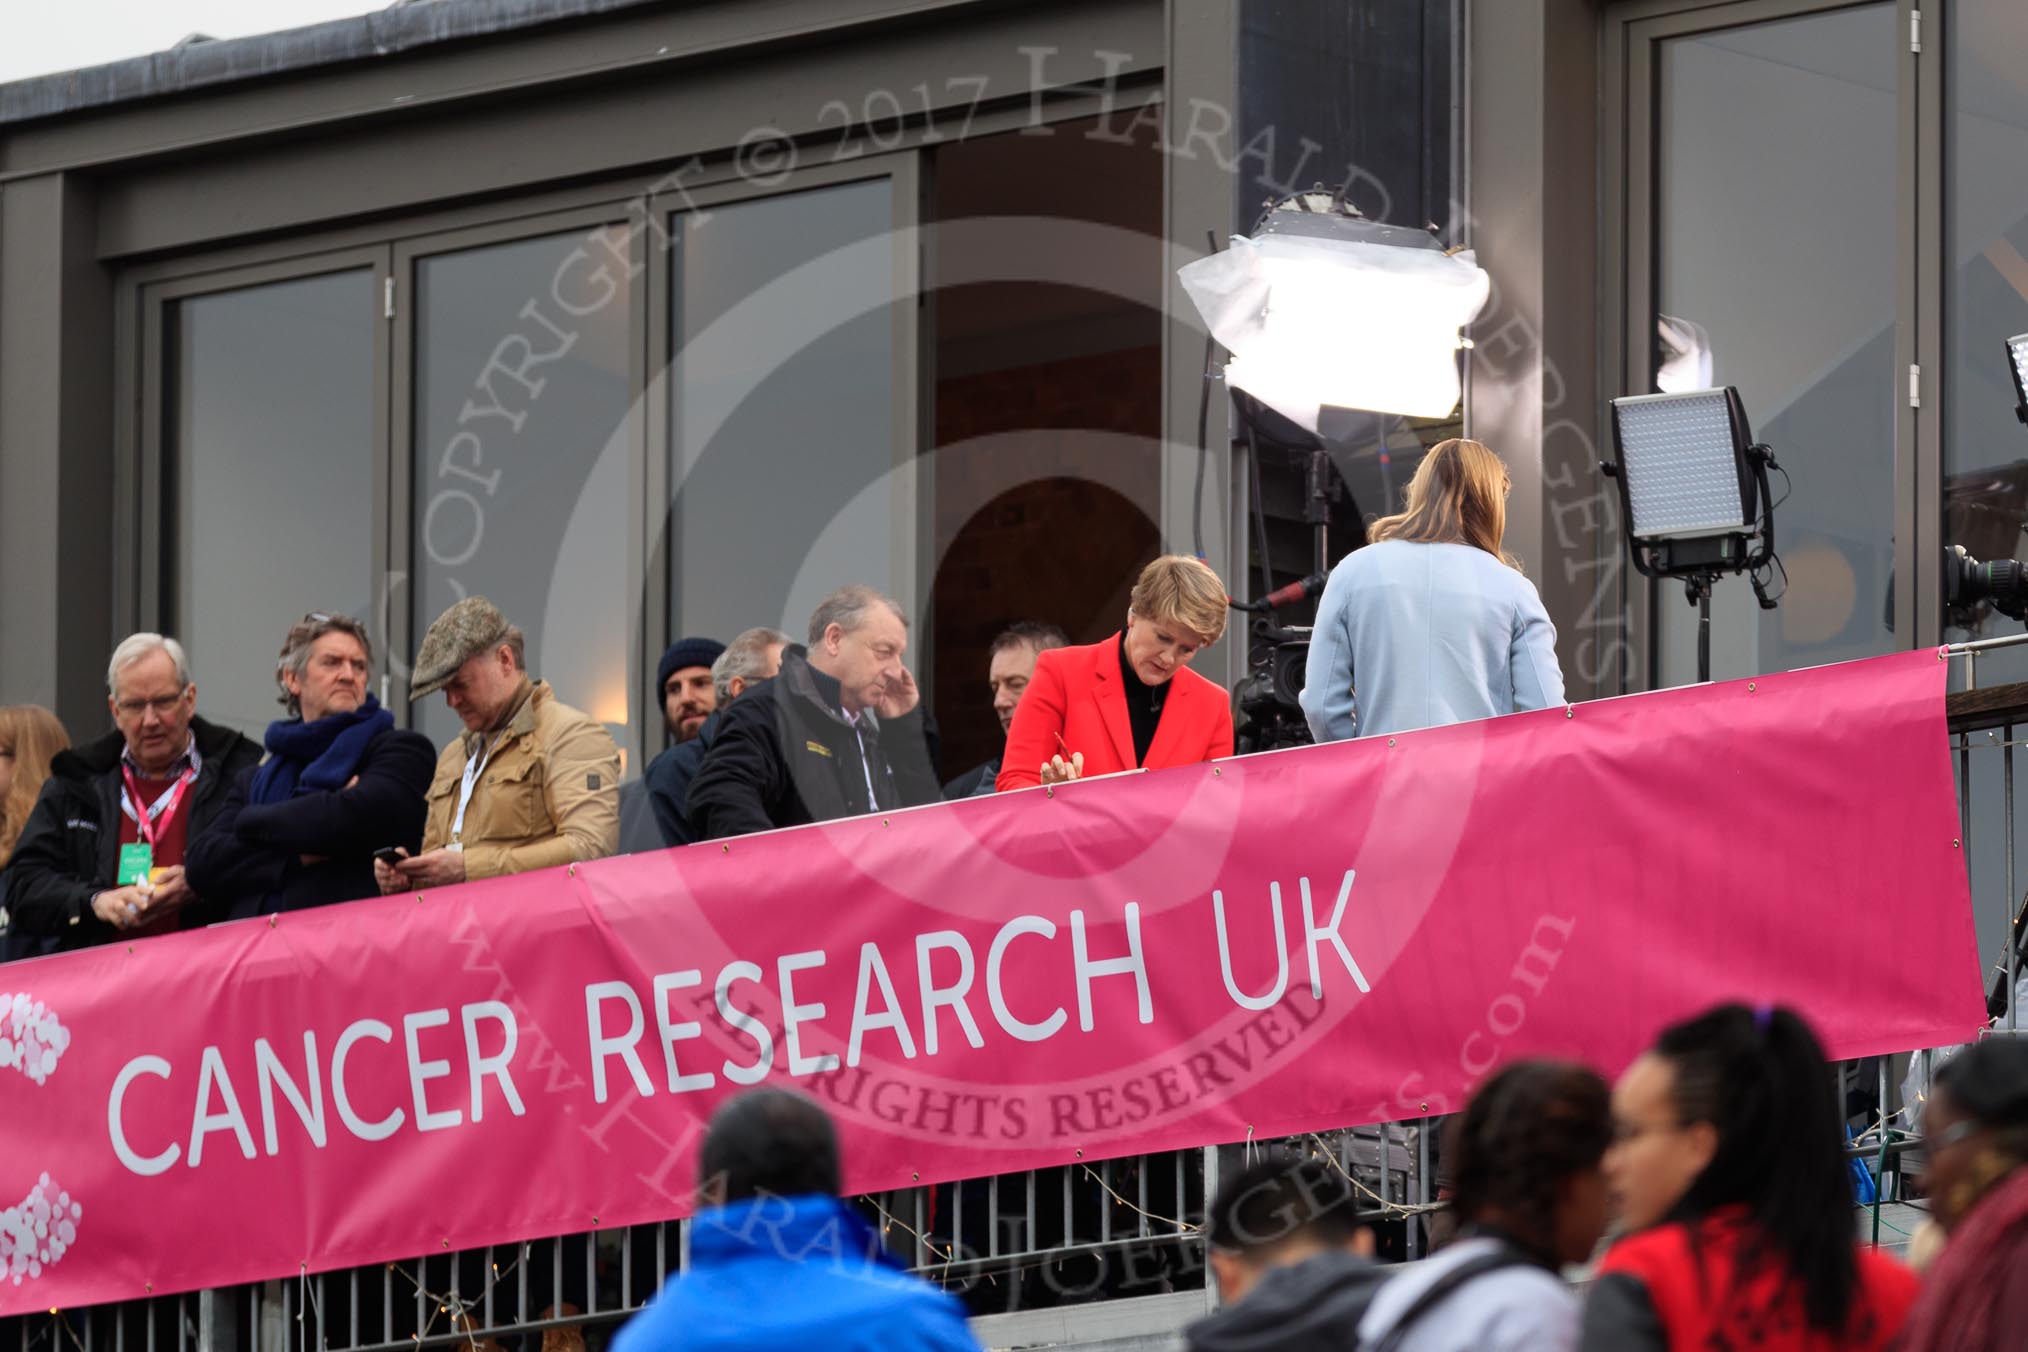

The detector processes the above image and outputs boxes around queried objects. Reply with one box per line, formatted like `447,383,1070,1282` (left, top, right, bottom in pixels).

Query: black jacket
687,646,941,841
1184,1250,1386,1352
643,708,721,848
0,716,262,953
183,725,435,920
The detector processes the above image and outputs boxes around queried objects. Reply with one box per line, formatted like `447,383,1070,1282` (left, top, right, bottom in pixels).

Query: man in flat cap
374,597,620,893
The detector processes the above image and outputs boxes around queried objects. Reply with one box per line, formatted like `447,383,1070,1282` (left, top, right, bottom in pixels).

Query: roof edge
0,0,669,127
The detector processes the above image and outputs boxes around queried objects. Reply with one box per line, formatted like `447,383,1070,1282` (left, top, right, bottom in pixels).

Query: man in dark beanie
657,636,725,745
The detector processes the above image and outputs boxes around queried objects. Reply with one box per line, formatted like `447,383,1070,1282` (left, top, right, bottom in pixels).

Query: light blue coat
1300,540,1565,742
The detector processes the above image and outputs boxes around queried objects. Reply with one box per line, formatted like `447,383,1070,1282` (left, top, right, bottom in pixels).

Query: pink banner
0,649,1983,1309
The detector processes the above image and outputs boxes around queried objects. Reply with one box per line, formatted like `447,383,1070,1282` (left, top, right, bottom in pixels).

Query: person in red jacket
996,555,1234,791
1580,1003,1917,1351
1896,1037,2028,1352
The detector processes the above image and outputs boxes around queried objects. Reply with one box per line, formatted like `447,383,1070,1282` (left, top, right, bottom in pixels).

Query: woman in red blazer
997,555,1234,791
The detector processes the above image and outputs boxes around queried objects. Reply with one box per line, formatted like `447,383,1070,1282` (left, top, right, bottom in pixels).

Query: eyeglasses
114,690,189,718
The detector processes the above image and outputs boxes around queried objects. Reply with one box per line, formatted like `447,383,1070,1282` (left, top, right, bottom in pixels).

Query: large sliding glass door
1629,1,1905,686
654,167,919,674
144,254,388,738
397,218,641,751
134,157,923,769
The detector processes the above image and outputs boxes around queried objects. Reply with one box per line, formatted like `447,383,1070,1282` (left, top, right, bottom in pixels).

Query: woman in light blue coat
1301,438,1564,742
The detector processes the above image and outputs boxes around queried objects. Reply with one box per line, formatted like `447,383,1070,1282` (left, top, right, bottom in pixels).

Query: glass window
1945,2,2028,663
666,179,900,649
1653,4,1897,685
1944,0,2028,975
411,228,633,748
170,270,376,737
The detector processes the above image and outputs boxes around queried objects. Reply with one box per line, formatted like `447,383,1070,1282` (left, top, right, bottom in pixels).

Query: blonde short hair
1128,555,1229,646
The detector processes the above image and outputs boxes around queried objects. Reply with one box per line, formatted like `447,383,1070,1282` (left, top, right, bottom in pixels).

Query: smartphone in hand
372,847,406,868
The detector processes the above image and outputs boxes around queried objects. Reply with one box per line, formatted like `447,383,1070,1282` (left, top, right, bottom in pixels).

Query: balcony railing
7,646,2020,1352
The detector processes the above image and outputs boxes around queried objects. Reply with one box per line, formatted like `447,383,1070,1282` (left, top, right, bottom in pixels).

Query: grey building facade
5,0,2028,1344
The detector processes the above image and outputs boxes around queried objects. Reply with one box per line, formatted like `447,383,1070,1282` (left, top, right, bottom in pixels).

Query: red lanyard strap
121,764,197,846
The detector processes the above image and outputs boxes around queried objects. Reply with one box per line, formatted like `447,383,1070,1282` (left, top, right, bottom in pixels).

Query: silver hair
106,633,191,697
712,627,791,703
805,585,907,646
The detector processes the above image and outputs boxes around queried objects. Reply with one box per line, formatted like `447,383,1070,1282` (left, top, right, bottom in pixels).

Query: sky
0,0,385,84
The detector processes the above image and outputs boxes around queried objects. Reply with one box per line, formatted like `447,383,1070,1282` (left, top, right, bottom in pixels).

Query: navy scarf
249,695,393,806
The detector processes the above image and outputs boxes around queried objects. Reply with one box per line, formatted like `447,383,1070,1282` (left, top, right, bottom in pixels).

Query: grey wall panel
86,1,1162,260
1468,0,1617,700
0,174,113,731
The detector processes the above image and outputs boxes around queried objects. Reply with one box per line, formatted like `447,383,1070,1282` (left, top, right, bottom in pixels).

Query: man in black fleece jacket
1186,1152,1383,1352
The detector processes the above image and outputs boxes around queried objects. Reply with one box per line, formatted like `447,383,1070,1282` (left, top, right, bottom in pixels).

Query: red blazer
996,635,1234,792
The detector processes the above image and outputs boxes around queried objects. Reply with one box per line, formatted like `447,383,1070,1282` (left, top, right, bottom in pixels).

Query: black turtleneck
1118,635,1166,765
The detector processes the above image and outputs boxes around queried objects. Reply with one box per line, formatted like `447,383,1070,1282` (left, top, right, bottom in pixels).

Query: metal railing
5,1127,1419,1352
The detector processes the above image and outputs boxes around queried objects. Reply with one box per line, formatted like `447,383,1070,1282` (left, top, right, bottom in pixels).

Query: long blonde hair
1367,438,1520,570
0,704,70,866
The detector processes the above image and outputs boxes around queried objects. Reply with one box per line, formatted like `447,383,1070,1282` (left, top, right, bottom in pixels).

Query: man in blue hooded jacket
610,1089,980,1352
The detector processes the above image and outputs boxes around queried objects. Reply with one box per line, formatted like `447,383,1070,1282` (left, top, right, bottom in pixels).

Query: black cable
1246,420,1277,605
1751,552,1789,607
1192,228,1222,562
1766,458,1793,513
1193,335,1215,562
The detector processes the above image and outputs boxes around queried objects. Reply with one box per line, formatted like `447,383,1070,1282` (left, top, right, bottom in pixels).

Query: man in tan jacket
374,596,619,892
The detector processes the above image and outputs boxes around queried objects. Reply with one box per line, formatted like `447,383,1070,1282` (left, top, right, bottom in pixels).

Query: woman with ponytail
1897,1037,2028,1351
1580,1004,1917,1351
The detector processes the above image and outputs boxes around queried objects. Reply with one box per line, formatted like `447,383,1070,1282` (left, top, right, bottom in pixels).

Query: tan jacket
421,680,620,879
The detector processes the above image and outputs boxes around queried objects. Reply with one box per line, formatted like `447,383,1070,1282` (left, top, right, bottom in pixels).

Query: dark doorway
925,112,1166,782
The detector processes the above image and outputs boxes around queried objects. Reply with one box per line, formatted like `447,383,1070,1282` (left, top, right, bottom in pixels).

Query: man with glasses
186,613,434,919
687,585,940,841
2,633,261,950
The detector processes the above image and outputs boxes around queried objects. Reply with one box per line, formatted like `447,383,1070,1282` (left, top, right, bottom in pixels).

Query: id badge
117,843,154,887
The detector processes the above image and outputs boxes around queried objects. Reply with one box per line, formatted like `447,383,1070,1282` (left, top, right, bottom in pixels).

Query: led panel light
2007,332,2028,412
1610,388,1754,540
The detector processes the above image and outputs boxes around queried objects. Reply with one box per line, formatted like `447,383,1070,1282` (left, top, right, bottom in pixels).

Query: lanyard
451,736,494,842
120,764,197,846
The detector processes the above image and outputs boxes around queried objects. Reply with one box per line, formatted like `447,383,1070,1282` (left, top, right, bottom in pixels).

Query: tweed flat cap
410,595,513,699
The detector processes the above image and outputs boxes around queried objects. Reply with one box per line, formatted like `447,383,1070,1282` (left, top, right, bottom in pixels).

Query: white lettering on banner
1213,884,1291,1011
715,962,776,1086
403,1010,464,1133
779,951,840,1077
1070,904,1153,1032
333,1020,404,1141
586,982,654,1105
108,1055,178,1176
847,942,918,1067
255,1033,327,1155
461,1001,526,1122
103,1000,532,1177
649,972,714,1095
98,887,1376,1176
1301,871,1370,998
987,917,1068,1043
916,931,985,1056
188,1046,255,1168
